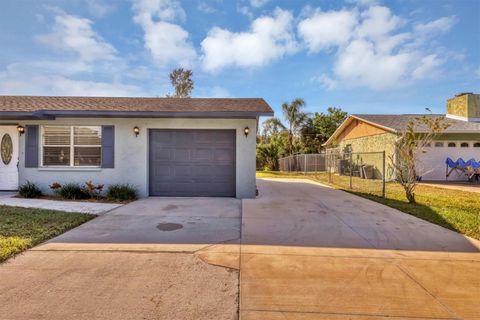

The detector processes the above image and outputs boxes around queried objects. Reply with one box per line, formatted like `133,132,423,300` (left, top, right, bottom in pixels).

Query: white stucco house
0,96,273,198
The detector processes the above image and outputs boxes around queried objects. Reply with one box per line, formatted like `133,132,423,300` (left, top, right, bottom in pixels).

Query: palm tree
281,98,308,155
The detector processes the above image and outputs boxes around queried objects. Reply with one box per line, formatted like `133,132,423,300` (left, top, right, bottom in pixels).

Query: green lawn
0,206,94,262
257,171,480,240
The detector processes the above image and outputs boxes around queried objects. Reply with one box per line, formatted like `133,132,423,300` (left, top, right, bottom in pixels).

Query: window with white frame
42,126,102,167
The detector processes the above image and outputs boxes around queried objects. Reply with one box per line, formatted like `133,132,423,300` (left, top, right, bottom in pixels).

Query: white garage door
416,141,480,181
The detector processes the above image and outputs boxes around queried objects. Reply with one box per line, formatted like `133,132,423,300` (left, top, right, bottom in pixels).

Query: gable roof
0,96,274,119
325,114,480,146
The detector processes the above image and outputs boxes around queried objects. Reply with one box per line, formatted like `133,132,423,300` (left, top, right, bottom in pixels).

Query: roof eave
323,115,397,147
0,110,274,120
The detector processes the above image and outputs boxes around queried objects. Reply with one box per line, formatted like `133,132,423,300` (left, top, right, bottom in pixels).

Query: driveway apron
239,178,480,320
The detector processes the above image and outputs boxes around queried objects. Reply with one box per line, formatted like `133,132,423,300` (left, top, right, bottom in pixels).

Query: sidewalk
0,193,122,214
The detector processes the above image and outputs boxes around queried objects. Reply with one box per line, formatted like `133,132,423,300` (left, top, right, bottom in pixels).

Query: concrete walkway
0,194,122,214
420,181,480,193
238,178,480,320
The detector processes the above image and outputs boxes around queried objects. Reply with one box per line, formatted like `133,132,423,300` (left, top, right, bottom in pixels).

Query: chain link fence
278,150,386,197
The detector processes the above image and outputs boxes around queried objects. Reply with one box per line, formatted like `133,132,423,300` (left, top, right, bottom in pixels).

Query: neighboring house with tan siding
325,93,480,181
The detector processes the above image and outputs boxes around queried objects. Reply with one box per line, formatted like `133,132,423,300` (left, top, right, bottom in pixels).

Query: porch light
16,125,25,135
244,126,250,137
133,126,140,137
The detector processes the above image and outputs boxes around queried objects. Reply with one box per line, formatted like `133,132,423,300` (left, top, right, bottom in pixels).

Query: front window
42,126,101,167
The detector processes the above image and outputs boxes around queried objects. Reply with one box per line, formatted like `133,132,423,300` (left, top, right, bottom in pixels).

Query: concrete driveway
0,197,241,320
240,179,480,320
1,179,480,320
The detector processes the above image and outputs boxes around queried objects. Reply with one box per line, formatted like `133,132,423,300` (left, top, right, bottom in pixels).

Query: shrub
18,181,42,198
49,182,62,194
58,183,89,200
82,181,104,199
107,184,138,201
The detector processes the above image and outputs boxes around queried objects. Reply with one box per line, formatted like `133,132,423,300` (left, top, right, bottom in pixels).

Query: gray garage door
149,129,236,197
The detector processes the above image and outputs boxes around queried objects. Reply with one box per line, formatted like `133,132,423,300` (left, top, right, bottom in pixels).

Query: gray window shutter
101,126,115,168
25,125,39,168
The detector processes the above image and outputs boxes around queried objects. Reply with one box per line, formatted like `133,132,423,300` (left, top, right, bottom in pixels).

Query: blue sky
0,0,479,118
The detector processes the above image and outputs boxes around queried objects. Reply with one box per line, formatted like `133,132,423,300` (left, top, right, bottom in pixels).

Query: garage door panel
192,148,213,161
173,148,191,161
214,148,235,161
152,148,173,161
215,131,235,142
149,129,236,197
151,165,171,177
195,183,235,196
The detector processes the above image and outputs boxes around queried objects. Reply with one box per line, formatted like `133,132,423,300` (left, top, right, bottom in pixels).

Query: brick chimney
446,92,480,122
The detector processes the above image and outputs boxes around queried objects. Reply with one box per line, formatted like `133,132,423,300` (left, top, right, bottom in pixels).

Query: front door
0,126,19,190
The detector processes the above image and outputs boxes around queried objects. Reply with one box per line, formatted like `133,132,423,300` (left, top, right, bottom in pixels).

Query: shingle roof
0,96,273,118
352,114,480,133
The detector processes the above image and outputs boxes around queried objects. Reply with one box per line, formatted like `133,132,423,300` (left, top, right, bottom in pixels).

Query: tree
281,98,308,155
390,116,450,203
312,107,348,146
261,118,286,143
168,68,194,98
257,143,281,171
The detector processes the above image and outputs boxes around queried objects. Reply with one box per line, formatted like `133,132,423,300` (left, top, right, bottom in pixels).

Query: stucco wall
339,133,398,180
6,118,257,198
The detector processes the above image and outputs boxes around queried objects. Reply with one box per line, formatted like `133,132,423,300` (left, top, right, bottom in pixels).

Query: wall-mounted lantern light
244,126,250,137
16,125,25,135
133,126,140,137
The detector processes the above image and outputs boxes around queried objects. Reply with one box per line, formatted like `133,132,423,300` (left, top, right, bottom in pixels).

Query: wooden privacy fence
278,154,326,173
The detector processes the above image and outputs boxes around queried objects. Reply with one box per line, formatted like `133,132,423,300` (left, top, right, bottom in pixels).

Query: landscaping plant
83,180,104,199
58,183,89,200
107,184,138,201
389,116,450,203
18,181,42,198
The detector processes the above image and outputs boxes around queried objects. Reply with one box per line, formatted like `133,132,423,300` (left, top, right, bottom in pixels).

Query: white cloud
414,16,457,35
312,74,337,90
334,39,414,90
250,0,271,8
2,12,148,97
345,0,379,6
298,9,358,52
299,4,455,90
355,5,404,40
237,5,253,19
132,0,197,67
35,13,117,62
0,63,143,96
86,0,115,18
196,86,232,98
476,66,480,78
412,54,444,79
201,8,297,72
132,0,185,22
197,2,217,14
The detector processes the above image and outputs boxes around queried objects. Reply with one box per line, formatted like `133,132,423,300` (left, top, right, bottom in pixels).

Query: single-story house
0,96,273,198
324,93,480,181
